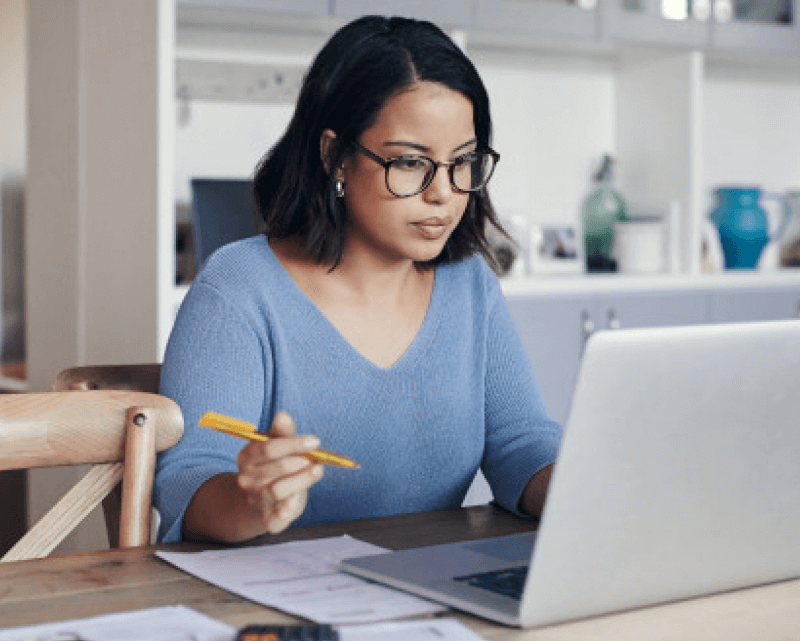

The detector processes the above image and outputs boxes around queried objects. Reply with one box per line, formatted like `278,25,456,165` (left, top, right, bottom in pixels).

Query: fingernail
303,436,321,449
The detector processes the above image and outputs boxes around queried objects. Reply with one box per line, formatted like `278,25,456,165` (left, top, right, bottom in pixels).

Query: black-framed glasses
351,141,500,198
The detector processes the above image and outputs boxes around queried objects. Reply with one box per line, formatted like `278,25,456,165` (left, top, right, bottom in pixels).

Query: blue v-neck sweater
154,236,562,542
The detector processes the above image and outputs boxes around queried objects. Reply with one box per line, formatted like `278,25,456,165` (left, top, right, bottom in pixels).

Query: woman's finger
269,410,296,437
267,463,324,502
236,433,320,469
238,456,320,492
264,492,308,534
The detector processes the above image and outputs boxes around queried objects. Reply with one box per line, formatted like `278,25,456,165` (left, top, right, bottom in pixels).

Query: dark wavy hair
253,15,507,270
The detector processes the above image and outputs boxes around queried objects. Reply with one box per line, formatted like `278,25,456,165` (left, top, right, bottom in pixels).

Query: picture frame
528,224,583,275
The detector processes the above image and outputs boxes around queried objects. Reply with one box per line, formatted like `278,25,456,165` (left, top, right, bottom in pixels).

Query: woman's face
339,81,475,266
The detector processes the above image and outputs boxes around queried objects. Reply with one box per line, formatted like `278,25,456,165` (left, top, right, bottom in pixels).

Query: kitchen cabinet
472,0,599,42
508,293,592,427
598,290,711,333
336,0,600,42
177,0,331,19
711,284,800,322
464,0,798,54
495,0,786,57
601,0,710,48
600,0,799,54
175,0,800,56
334,0,471,29
711,0,800,54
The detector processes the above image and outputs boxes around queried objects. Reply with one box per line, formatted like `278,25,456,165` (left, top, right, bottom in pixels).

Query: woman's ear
320,129,338,176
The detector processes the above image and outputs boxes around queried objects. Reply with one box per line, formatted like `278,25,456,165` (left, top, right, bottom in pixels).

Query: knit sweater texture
154,236,562,542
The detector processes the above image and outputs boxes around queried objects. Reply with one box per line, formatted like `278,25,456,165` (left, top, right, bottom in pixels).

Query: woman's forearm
520,464,554,518
181,473,271,543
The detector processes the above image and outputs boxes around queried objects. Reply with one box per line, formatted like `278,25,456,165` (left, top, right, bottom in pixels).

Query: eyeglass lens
387,153,496,197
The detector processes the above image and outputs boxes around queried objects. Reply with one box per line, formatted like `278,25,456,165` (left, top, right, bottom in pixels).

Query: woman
154,15,562,544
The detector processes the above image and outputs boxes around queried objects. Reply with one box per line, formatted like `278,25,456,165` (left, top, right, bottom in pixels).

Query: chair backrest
0,390,183,562
54,363,162,394
53,363,165,548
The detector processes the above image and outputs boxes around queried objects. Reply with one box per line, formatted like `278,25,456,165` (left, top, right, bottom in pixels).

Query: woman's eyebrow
383,138,478,154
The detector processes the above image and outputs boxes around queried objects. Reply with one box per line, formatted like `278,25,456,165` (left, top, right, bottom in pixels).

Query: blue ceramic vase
709,186,789,269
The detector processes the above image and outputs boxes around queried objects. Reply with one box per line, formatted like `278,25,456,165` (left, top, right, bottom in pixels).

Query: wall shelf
501,269,800,296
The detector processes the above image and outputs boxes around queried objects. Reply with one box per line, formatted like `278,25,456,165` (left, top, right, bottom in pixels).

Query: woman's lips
411,217,451,240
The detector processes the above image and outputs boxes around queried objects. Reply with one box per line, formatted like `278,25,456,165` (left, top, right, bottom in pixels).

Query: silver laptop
340,320,800,627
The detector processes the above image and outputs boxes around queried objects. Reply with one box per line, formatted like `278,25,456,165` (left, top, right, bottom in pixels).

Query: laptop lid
520,319,800,626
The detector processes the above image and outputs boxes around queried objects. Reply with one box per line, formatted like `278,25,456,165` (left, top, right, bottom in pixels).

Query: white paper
157,535,445,624
0,605,235,641
338,617,487,641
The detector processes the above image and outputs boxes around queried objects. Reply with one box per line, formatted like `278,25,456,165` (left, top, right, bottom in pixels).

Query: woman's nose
423,165,454,203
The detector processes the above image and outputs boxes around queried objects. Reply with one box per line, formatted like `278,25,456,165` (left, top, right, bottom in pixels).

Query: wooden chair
0,389,182,562
53,363,165,549
54,363,162,394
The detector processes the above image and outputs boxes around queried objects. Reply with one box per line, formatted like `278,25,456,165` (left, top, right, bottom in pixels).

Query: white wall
175,102,293,204
474,49,617,229
703,65,800,207
0,0,27,369
0,0,26,181
174,24,323,205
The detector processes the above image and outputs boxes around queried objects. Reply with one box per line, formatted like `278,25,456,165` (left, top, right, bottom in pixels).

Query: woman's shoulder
194,236,278,290
438,253,504,303
182,235,297,320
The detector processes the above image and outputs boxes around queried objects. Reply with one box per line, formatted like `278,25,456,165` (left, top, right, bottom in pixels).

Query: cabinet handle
581,310,595,353
607,309,621,330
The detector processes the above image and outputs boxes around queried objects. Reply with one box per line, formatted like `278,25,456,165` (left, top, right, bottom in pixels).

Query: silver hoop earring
335,179,345,198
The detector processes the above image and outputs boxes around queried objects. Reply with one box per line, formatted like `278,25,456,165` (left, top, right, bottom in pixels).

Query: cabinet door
710,0,800,54
601,0,710,46
598,290,711,331
333,0,471,29
506,293,596,426
711,285,800,322
177,0,331,18
473,0,599,41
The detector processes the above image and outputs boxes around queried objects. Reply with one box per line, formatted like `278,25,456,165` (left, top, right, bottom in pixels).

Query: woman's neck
270,237,432,308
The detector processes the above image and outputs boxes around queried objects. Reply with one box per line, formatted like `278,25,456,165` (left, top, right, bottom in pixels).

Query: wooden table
2,505,800,640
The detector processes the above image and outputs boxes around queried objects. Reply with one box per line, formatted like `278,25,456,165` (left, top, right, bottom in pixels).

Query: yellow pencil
199,411,360,470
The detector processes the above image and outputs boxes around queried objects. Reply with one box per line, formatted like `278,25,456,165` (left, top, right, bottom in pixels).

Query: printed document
0,605,234,641
157,535,445,624
0,607,484,641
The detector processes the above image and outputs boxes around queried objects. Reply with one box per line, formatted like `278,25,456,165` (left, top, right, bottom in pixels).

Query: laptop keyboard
454,566,528,601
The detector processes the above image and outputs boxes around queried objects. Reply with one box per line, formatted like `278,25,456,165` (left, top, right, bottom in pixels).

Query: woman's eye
393,157,429,172
454,153,477,168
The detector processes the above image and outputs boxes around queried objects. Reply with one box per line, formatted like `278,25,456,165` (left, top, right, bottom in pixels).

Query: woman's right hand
182,410,325,542
236,410,325,534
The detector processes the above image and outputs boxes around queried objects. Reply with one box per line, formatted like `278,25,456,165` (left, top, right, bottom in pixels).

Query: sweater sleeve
481,283,563,516
153,280,270,542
